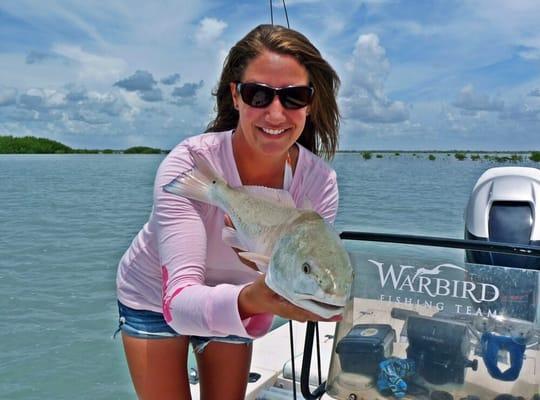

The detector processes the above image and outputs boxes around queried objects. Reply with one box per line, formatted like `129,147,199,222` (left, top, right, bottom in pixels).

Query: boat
188,166,540,399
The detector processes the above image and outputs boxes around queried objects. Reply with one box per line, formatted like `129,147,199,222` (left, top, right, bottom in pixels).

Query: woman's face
230,50,310,158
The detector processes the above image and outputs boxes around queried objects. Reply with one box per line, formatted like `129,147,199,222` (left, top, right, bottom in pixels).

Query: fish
162,151,354,318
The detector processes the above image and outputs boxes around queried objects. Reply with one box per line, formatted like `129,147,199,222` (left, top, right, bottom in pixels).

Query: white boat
189,167,540,399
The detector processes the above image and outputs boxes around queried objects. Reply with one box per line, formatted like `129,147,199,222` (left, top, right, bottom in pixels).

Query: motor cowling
465,166,540,269
465,166,540,322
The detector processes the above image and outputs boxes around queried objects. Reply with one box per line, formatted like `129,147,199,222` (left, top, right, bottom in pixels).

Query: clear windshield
325,242,540,399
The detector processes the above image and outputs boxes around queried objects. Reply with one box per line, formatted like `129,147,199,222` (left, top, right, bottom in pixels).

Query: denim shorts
115,301,252,353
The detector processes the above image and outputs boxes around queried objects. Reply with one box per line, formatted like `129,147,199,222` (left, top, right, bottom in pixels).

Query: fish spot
302,262,311,274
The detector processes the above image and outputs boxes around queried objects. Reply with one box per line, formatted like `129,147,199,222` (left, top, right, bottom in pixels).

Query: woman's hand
238,274,342,323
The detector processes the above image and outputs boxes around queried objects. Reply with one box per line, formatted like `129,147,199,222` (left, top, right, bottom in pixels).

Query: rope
282,0,290,28
269,0,290,28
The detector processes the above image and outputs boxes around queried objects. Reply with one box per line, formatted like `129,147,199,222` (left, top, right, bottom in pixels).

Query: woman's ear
230,82,239,109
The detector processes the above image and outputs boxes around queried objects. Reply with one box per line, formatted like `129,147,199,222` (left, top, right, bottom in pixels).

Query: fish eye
212,180,216,184
302,262,311,274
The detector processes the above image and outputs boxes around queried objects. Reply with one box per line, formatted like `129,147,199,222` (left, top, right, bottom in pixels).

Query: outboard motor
465,166,540,270
465,166,540,320
465,167,540,382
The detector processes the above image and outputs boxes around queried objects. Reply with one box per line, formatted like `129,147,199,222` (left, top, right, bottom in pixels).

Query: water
0,153,537,399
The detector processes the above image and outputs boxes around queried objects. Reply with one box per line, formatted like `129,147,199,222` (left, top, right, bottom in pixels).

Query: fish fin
239,186,296,208
238,252,270,272
301,195,314,210
190,151,224,184
222,227,248,251
162,151,225,205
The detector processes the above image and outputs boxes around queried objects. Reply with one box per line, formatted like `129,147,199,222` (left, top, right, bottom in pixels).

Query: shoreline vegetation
0,135,165,154
0,135,539,162
355,150,540,163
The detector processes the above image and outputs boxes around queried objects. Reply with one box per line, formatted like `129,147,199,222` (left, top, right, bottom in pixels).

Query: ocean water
0,153,537,399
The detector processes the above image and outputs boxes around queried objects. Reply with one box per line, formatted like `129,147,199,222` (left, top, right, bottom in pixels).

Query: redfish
163,152,353,318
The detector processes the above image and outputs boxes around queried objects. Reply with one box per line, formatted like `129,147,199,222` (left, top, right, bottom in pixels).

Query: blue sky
1,0,539,151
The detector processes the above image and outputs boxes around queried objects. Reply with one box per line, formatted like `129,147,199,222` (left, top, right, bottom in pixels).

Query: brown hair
206,24,341,159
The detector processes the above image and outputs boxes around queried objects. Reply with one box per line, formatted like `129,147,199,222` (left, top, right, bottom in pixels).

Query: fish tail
163,151,226,205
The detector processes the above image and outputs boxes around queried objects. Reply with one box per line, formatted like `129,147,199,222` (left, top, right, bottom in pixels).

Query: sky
1,0,540,151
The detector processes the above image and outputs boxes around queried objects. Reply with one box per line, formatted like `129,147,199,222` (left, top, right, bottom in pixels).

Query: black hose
289,320,297,400
315,322,322,385
301,322,327,399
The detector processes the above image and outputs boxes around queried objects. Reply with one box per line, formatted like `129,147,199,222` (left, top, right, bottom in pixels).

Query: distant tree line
123,146,162,154
2,135,538,160
0,135,73,154
355,149,540,163
0,135,166,154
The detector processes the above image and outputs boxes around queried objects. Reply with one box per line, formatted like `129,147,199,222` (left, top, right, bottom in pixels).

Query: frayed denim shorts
115,301,252,353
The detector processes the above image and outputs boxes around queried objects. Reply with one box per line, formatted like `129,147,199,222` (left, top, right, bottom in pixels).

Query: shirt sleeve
306,165,339,224
155,145,272,338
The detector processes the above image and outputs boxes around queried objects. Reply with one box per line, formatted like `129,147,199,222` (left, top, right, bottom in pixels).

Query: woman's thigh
122,333,192,400
195,340,253,400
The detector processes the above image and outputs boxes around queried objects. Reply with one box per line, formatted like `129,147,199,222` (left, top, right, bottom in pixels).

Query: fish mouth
265,274,347,319
294,293,347,318
294,297,345,319
294,293,347,307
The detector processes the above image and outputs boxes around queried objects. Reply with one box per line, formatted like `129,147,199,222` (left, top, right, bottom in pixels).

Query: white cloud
462,0,540,60
19,89,45,109
518,47,540,60
499,103,540,121
43,89,67,108
69,109,109,125
2,0,540,150
139,88,163,102
6,108,39,122
64,85,88,102
0,88,18,107
195,18,227,46
18,88,68,110
340,33,409,124
340,95,408,123
26,50,65,64
172,81,204,98
114,70,156,92
86,91,134,118
518,34,540,59
453,85,504,112
161,73,181,85
52,44,127,83
346,33,389,100
529,88,540,97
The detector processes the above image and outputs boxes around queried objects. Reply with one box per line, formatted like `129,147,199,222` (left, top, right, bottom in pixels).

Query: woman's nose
264,95,286,123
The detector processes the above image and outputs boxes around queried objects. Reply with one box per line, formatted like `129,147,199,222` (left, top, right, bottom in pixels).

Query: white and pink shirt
116,130,339,339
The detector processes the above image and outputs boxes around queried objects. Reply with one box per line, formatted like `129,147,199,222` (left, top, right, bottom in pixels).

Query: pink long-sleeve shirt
116,130,339,339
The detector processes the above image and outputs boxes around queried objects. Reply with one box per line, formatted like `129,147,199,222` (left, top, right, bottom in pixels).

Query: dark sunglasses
236,82,314,110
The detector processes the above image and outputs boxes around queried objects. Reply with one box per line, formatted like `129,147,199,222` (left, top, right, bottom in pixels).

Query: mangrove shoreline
1,135,539,162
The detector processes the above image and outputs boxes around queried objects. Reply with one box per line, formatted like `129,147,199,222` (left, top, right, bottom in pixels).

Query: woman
116,24,341,399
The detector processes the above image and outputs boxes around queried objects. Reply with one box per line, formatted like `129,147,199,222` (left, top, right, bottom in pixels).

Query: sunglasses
236,82,314,110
